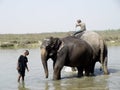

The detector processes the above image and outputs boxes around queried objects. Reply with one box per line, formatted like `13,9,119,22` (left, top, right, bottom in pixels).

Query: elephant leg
103,57,109,75
84,66,91,76
100,57,109,75
90,61,96,76
53,57,65,80
53,61,56,69
84,69,89,76
53,66,62,80
77,67,83,77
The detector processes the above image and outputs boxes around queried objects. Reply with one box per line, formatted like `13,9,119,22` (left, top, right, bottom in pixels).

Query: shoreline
0,30,120,49
0,41,120,49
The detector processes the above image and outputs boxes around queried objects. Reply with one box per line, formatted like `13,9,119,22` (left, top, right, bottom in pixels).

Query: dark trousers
73,30,85,36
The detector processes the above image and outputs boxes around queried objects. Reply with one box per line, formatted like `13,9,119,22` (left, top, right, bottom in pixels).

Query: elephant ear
52,37,62,50
48,37,62,56
40,37,53,49
45,37,61,49
45,37,54,50
41,37,62,53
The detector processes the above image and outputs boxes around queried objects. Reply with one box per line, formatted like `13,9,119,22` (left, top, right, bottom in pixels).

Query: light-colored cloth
76,22,86,31
73,22,86,36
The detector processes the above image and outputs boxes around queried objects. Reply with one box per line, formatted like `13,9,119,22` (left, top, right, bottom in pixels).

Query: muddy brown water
0,46,120,90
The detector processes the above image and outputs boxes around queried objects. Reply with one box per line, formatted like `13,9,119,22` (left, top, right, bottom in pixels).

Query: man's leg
73,30,83,36
22,76,25,82
18,75,21,83
21,70,25,82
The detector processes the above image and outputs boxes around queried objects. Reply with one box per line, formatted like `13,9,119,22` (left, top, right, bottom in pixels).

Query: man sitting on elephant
73,19,86,36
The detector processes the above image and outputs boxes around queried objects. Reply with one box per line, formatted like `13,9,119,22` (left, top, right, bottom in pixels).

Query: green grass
0,29,120,48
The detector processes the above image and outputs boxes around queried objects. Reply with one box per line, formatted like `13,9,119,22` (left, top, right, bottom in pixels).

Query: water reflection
44,82,49,90
18,82,30,90
44,80,64,90
0,47,120,90
43,75,109,90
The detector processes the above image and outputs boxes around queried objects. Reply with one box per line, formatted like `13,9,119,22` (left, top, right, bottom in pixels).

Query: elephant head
40,37,62,78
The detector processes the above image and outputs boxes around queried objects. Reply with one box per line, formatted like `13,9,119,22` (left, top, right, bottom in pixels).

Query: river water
0,46,120,90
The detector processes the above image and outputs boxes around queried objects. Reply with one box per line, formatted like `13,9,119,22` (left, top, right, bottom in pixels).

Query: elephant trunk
41,48,49,78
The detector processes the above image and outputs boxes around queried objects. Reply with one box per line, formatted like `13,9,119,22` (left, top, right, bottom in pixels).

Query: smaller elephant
40,36,93,80
67,31,109,75
76,31,109,75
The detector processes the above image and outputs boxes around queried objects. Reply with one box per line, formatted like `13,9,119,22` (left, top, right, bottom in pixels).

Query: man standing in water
73,19,86,36
17,50,29,83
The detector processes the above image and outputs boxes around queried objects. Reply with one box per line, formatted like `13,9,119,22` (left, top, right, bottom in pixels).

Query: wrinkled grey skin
40,36,93,80
74,31,109,75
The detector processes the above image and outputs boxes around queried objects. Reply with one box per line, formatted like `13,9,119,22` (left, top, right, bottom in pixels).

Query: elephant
40,36,94,80
73,31,109,75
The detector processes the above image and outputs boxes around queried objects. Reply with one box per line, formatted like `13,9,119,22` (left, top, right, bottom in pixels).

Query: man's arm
76,23,81,27
26,63,29,72
17,61,19,70
17,56,21,70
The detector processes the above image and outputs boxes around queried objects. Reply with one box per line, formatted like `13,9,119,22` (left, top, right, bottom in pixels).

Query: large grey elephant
74,31,109,75
40,36,93,80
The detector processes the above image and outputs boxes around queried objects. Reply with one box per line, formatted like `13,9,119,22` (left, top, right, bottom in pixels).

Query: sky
0,0,120,34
